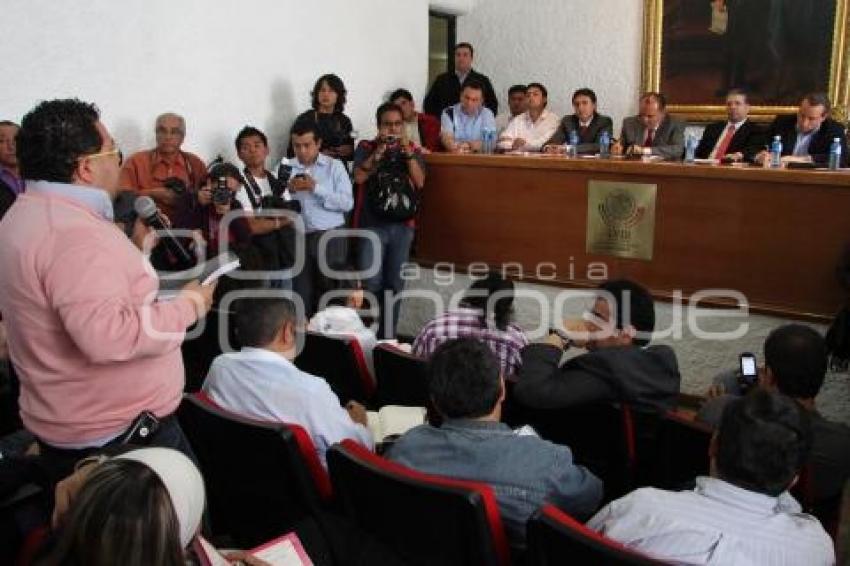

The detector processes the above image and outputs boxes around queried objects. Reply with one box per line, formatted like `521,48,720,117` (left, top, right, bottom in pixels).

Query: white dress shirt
202,347,374,467
498,109,560,151
588,476,834,566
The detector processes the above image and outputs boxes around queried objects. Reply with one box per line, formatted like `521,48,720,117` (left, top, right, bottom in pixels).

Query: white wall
457,0,644,129
2,0,429,164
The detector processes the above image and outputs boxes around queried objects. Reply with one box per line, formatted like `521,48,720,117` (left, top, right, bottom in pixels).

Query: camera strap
240,168,264,210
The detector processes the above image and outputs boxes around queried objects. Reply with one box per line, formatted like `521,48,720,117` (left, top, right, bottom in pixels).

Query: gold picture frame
642,0,850,122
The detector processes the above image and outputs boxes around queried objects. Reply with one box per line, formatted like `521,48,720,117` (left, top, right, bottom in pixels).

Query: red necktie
713,124,736,158
643,128,654,147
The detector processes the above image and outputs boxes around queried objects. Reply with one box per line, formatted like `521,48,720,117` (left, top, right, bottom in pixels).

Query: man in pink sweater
0,99,215,482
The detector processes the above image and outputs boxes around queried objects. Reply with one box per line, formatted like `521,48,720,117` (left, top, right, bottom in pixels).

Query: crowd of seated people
1,38,850,566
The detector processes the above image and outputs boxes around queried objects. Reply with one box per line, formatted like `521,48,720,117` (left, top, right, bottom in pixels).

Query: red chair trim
540,504,661,563
621,404,637,467
338,439,512,566
348,338,376,397
187,392,333,502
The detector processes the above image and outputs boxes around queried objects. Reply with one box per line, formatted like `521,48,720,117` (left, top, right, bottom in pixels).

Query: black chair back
654,411,712,490
295,331,373,404
327,440,511,566
372,344,428,408
526,504,665,565
177,393,331,548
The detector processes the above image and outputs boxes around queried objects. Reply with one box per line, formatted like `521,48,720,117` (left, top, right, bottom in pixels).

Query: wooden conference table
415,153,850,322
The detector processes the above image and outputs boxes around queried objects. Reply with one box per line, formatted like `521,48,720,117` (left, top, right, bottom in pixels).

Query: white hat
116,447,205,548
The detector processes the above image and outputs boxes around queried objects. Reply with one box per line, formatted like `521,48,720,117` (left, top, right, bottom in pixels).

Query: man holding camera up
233,126,297,288
283,120,353,317
120,112,206,223
354,102,425,338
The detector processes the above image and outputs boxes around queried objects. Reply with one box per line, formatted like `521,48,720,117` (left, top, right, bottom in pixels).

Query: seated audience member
497,82,559,152
439,81,497,153
309,280,378,382
41,447,208,566
283,120,353,317
389,89,441,153
290,74,355,164
0,120,23,220
423,42,499,118
233,126,297,287
202,297,373,466
353,102,426,339
182,160,251,259
614,92,685,160
413,272,528,378
120,112,206,222
544,88,614,154
515,279,680,413
694,88,765,162
495,84,528,135
697,324,850,503
754,92,848,167
387,338,603,547
588,390,835,565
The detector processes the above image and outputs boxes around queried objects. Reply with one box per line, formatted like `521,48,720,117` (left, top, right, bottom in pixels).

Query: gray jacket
620,114,686,160
386,418,603,547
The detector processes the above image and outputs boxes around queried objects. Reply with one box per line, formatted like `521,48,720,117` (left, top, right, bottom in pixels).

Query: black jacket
764,114,848,166
423,68,498,118
546,113,614,154
515,344,681,414
695,120,766,160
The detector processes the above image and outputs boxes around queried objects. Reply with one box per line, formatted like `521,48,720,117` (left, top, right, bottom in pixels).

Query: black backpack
365,153,420,222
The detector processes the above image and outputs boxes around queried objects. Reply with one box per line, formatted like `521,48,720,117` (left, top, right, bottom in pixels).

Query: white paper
202,259,241,286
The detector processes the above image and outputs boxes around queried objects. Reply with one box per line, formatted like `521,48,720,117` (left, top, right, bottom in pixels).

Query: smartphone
739,352,758,384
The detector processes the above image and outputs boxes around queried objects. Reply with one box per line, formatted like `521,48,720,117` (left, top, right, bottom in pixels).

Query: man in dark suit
695,89,765,162
544,88,614,155
515,279,681,414
614,92,685,161
754,92,848,166
423,42,498,118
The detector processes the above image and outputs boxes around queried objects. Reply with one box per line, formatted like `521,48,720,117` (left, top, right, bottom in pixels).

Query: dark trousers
293,228,348,318
35,414,196,487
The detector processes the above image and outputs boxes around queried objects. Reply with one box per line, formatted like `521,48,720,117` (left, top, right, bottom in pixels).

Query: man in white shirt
203,296,373,467
588,389,834,565
497,83,559,152
494,84,527,135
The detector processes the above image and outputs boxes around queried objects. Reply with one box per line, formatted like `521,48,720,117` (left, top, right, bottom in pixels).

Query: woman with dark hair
290,74,355,164
413,272,529,377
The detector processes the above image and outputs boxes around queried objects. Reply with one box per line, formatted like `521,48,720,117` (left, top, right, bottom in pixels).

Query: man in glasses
515,279,681,414
120,112,206,221
0,99,216,484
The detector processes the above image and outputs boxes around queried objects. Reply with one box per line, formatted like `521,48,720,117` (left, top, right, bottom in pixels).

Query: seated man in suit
613,92,685,160
202,296,373,467
544,88,614,155
515,279,681,414
695,88,765,162
754,92,848,166
387,338,603,548
697,324,850,505
589,389,834,565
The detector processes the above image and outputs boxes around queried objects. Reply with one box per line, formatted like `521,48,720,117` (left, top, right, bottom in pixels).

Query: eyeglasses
156,127,184,136
86,147,123,166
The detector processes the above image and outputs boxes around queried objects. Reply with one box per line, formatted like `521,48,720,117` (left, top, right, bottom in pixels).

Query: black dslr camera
259,163,302,213
212,176,231,205
163,177,187,195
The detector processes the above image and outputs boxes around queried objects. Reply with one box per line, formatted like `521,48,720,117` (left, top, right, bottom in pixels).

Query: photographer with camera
119,113,206,223
233,126,298,289
188,160,252,259
353,102,425,338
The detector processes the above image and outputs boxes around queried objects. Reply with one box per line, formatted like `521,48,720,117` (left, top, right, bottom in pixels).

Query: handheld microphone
133,196,194,264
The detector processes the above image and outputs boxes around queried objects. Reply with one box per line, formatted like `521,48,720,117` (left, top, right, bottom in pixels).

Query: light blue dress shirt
281,153,352,233
793,129,817,156
440,103,497,143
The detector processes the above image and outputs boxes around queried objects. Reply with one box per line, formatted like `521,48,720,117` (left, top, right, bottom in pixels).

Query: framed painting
642,0,850,122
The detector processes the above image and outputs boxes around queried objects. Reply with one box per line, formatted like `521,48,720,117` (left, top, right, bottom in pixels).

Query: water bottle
567,130,579,158
599,130,610,158
769,135,782,168
480,128,491,154
829,137,842,170
684,135,696,163
485,128,496,154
